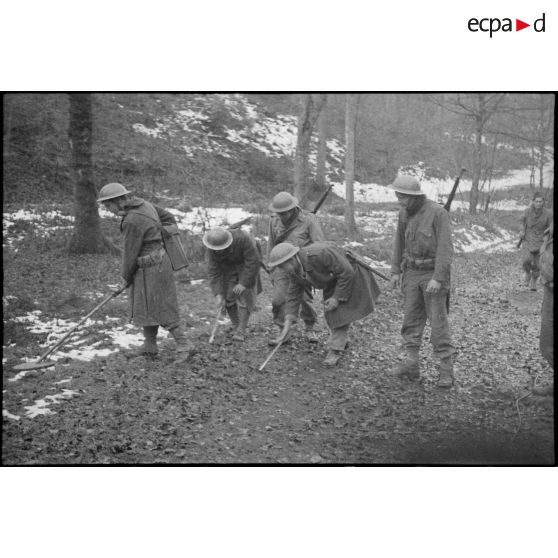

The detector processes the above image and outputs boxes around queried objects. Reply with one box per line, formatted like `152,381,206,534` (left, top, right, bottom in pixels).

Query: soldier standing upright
267,191,325,345
98,183,193,358
388,175,456,388
519,192,552,291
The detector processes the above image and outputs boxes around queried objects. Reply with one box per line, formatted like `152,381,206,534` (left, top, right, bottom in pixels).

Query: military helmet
389,175,423,195
268,242,300,268
269,191,298,213
97,182,131,202
202,227,233,250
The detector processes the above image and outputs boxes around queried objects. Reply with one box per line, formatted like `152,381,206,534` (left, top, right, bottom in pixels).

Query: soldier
519,193,552,291
267,191,325,345
538,222,553,370
267,241,380,366
97,183,192,358
388,175,455,388
203,227,261,341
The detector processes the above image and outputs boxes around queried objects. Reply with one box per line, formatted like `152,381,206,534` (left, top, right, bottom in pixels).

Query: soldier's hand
232,284,246,296
389,274,401,291
426,279,441,293
323,297,339,312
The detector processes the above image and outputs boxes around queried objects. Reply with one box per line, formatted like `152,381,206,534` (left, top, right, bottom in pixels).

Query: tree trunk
315,95,328,189
294,94,326,207
68,94,118,255
344,94,358,239
538,141,545,189
469,114,483,214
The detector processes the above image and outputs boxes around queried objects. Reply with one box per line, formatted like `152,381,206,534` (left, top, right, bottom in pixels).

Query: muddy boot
232,307,250,341
304,324,319,344
169,325,196,355
268,324,291,346
436,356,454,388
226,304,240,329
394,350,420,380
529,276,538,291
524,271,532,286
126,326,159,358
323,350,343,367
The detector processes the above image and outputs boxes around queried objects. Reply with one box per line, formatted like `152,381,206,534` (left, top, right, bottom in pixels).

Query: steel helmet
268,242,300,268
389,175,423,195
202,227,233,250
97,182,131,202
269,191,298,213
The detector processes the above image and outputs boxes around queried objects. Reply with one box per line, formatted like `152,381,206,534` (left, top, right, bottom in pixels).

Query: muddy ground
2,250,554,464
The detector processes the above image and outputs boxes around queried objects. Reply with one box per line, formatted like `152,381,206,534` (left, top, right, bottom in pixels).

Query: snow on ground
168,206,255,234
24,389,79,418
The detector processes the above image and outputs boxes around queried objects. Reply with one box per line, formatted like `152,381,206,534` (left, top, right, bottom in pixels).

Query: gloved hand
426,279,441,293
323,297,339,312
389,274,401,291
232,283,246,296
110,280,130,295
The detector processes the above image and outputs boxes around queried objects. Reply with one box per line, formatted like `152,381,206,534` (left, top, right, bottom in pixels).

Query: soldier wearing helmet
388,175,456,388
97,183,193,358
203,226,262,341
268,240,379,367
519,192,552,291
267,191,325,345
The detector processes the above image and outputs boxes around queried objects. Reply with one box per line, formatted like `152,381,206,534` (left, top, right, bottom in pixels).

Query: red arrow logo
516,19,530,31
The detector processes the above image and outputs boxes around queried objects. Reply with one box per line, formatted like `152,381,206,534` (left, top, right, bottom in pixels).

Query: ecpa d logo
468,13,546,37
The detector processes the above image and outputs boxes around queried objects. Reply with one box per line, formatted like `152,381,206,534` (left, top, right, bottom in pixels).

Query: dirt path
2,252,554,464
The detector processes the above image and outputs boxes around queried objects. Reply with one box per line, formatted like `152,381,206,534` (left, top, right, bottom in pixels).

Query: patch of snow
167,206,254,234
54,378,73,384
24,389,79,419
3,409,20,421
189,279,205,285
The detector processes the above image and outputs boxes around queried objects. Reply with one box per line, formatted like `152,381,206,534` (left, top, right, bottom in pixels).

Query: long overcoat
285,241,380,329
120,197,180,329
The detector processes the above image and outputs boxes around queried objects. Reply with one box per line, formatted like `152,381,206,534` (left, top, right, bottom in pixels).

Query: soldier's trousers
271,267,317,327
540,285,553,368
522,248,541,279
327,324,350,351
401,269,455,359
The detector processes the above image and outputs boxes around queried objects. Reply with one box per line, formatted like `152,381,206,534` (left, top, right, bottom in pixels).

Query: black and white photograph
1,3,556,557
2,92,554,465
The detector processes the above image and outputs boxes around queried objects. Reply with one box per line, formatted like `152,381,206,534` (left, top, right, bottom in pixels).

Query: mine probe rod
259,336,287,371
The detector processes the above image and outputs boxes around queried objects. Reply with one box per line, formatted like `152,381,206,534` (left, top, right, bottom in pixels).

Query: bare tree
426,93,506,214
315,94,329,190
68,94,119,255
293,94,326,206
344,94,358,239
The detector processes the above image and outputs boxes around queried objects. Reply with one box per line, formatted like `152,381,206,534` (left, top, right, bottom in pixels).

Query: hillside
3,93,554,207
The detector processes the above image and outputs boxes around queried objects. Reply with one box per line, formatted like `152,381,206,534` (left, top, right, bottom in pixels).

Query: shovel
12,284,128,372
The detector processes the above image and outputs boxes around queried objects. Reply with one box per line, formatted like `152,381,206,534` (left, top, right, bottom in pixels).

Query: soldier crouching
268,241,380,366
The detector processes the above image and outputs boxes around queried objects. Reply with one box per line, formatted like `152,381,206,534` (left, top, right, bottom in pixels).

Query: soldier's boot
268,324,291,346
524,270,532,286
394,350,420,380
436,356,455,388
226,304,240,329
323,349,343,367
232,307,250,341
529,276,538,291
127,326,159,358
169,325,196,356
304,323,319,344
